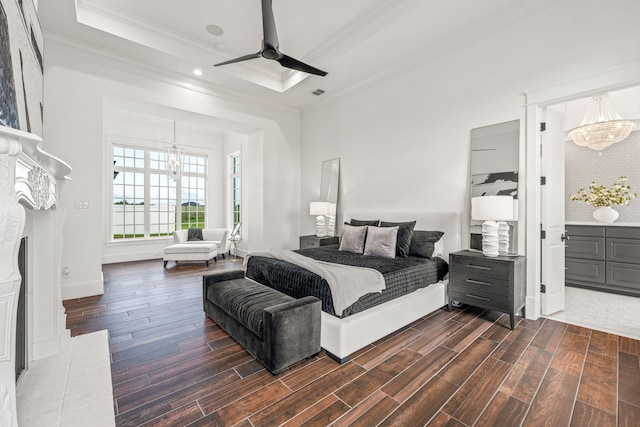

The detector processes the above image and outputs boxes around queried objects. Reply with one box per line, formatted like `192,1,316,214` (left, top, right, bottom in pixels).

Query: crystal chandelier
166,121,184,181
568,94,636,151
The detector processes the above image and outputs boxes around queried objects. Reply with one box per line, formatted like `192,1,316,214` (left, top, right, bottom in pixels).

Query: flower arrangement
570,176,637,207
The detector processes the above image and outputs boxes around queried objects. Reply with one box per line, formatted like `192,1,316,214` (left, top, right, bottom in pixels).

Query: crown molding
44,32,301,116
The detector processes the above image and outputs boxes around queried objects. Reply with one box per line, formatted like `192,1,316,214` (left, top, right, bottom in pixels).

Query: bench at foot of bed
202,270,321,375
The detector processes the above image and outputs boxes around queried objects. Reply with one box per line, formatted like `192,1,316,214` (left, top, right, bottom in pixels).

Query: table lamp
310,201,336,237
471,196,515,257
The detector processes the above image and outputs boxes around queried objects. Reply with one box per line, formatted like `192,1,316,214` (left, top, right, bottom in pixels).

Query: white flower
570,176,637,207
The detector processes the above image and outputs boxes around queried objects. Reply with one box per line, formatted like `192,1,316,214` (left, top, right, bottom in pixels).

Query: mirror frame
470,120,520,252
320,158,340,236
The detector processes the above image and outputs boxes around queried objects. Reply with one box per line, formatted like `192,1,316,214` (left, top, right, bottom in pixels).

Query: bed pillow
409,230,445,258
339,224,368,254
379,221,416,258
364,225,398,259
350,219,380,227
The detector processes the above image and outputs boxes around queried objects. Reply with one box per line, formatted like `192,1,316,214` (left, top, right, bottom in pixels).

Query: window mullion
144,151,151,238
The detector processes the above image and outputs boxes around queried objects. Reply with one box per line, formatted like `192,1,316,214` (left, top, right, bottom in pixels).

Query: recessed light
206,24,224,36
193,69,203,76
215,43,224,50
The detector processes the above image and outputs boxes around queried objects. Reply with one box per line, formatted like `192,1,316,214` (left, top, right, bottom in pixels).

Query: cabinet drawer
565,236,605,260
450,289,511,312
566,258,606,284
449,256,512,280
607,238,640,263
449,272,511,295
606,227,640,240
606,262,640,290
300,239,320,249
566,225,605,237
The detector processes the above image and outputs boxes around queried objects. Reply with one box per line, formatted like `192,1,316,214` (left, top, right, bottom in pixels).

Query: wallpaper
565,130,640,223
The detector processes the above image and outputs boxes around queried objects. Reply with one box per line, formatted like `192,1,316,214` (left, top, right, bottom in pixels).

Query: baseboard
61,275,104,300
102,250,163,265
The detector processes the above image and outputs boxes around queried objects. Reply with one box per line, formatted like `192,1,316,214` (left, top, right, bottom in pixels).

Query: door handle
561,233,569,242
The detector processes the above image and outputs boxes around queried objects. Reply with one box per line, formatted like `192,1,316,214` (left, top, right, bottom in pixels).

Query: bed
246,212,461,362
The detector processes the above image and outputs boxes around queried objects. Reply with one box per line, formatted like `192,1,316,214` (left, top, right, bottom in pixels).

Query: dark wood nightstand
448,250,525,330
299,235,339,249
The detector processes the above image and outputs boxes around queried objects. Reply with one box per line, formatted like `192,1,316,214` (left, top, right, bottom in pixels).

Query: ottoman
203,270,321,374
163,242,218,267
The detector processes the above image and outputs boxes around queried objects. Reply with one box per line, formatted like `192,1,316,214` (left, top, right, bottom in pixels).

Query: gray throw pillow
364,225,398,259
350,219,380,227
380,221,416,258
409,230,445,258
339,224,368,254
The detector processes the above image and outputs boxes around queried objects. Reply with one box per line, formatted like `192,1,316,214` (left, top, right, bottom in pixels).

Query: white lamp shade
310,201,335,216
472,196,514,221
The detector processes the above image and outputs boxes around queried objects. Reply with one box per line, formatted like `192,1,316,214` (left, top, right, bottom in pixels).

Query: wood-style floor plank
61,259,640,426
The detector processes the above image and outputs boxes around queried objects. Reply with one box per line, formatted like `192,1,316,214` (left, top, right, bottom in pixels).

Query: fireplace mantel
0,126,71,427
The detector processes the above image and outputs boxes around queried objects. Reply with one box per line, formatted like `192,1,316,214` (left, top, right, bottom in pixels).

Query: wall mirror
470,120,520,252
320,158,340,235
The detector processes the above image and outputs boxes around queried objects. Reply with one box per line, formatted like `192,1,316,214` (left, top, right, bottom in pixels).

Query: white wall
301,0,640,249
43,41,301,299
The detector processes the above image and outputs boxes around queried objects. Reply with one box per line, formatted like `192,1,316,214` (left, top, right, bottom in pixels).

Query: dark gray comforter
245,245,448,318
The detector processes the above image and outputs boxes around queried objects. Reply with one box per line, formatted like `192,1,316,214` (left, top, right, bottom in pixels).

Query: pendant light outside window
166,121,184,181
568,94,636,151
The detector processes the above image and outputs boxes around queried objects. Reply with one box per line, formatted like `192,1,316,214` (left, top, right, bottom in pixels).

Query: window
231,154,241,233
112,144,206,240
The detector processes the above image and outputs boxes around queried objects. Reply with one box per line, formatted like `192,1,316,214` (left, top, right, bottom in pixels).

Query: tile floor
16,330,115,427
545,286,640,340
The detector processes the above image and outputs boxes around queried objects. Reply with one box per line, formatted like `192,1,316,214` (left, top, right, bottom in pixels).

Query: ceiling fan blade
278,54,328,76
214,53,261,67
261,0,279,48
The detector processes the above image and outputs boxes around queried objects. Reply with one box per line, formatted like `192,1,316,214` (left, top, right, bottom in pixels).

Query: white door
541,108,566,315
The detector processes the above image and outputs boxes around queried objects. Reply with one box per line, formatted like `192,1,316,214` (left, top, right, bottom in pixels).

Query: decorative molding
15,159,57,211
44,34,300,116
0,296,12,362
0,383,13,427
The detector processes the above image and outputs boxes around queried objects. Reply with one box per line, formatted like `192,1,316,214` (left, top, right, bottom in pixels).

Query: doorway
535,86,640,339
524,61,640,323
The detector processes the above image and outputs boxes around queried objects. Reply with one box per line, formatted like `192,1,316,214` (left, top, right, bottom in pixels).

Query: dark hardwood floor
62,258,640,426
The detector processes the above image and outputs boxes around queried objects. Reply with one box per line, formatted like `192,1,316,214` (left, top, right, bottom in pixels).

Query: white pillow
339,224,367,254
364,226,398,259
433,239,444,258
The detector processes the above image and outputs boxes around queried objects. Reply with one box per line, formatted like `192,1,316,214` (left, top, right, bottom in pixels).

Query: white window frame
106,136,207,243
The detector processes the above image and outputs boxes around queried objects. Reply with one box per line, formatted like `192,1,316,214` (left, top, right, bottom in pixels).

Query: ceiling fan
214,0,328,76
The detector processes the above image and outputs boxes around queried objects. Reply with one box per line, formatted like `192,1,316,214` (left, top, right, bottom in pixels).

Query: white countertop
565,221,640,227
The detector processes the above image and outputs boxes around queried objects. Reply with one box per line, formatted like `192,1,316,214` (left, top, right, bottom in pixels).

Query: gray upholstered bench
202,270,321,374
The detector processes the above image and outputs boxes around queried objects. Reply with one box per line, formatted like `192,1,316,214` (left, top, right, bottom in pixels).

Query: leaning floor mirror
470,120,520,253
320,158,340,236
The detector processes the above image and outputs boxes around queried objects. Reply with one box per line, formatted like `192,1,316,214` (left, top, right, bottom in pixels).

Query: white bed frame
321,212,461,362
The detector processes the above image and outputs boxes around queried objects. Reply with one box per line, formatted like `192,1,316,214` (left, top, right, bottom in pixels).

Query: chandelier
166,121,184,181
568,94,636,151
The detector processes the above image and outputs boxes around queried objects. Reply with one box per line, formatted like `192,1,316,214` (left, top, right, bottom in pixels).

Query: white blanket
245,250,385,316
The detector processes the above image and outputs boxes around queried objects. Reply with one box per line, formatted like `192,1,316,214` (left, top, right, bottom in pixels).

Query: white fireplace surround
0,126,71,427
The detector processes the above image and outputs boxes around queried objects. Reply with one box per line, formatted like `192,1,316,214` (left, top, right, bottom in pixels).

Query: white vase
592,206,619,223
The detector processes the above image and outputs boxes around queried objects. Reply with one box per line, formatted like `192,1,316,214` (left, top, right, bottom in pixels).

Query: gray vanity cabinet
566,225,640,297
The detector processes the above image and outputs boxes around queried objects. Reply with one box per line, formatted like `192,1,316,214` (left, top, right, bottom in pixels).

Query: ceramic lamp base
481,220,500,257
315,215,326,237
497,221,510,254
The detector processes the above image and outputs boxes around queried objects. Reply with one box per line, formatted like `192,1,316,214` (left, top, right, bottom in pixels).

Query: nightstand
299,235,339,249
448,250,525,330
